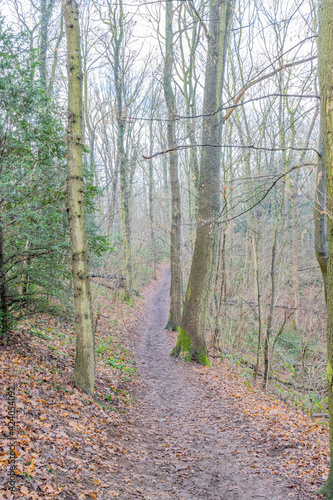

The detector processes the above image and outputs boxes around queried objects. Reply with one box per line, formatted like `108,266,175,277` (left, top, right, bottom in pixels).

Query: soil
108,267,310,499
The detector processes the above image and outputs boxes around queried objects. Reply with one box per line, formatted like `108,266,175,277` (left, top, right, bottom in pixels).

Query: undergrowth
217,324,327,417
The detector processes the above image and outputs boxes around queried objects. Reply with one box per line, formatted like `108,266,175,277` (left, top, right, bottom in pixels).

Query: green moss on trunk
171,327,191,358
171,329,212,367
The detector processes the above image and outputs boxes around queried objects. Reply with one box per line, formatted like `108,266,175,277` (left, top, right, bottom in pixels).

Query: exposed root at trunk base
165,318,178,331
171,328,212,366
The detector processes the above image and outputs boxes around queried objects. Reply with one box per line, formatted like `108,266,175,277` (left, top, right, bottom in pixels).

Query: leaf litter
0,265,329,499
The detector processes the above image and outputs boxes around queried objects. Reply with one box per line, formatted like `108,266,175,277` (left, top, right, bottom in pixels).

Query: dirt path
110,268,309,499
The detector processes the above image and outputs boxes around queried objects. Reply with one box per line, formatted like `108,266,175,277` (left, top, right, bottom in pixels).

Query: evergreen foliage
0,18,70,334
0,18,108,336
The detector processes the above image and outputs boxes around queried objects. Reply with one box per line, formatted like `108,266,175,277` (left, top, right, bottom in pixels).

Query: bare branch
223,56,318,122
142,143,319,160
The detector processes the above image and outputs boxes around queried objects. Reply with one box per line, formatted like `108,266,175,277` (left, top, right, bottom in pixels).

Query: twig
186,0,210,39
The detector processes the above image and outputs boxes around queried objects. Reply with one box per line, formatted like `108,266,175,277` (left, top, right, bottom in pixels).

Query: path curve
112,268,307,499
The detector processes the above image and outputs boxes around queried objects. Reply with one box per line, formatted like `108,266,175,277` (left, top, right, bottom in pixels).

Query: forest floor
0,265,330,499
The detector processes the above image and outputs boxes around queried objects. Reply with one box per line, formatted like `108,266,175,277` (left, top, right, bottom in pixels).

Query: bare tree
172,0,233,363
163,0,182,330
62,0,95,395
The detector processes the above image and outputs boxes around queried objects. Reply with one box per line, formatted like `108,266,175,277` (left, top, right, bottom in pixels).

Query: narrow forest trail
110,268,308,499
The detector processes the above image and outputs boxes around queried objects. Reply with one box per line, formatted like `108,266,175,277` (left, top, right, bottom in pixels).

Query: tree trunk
263,154,286,388
149,119,157,280
292,104,319,326
263,211,282,390
315,118,327,303
253,235,262,383
212,227,227,349
163,0,182,330
119,125,132,301
48,14,64,94
317,1,333,495
114,0,132,301
40,0,55,90
161,139,169,252
108,167,118,240
172,0,233,363
291,192,300,329
0,220,8,338
63,0,95,396
179,5,200,226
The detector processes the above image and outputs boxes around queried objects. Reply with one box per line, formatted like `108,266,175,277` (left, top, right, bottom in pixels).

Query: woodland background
0,0,325,411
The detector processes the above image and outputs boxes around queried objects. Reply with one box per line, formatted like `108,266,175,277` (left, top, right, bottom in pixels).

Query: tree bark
178,4,200,225
108,167,119,241
315,118,327,303
149,117,157,280
291,104,319,327
318,1,333,495
172,0,233,363
40,0,55,90
291,191,300,329
163,0,182,330
0,220,8,337
48,14,64,94
63,0,95,396
114,0,132,301
263,202,284,389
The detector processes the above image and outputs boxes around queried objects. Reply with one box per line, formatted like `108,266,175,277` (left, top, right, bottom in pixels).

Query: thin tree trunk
40,0,48,89
213,227,227,349
40,0,55,90
162,150,168,192
172,0,233,363
114,0,132,301
0,220,8,337
149,119,157,280
161,144,169,251
119,146,132,301
108,168,118,240
315,118,327,303
48,14,64,94
163,0,182,330
291,186,300,330
263,153,287,388
179,6,200,225
262,63,294,388
291,104,319,326
262,197,284,389
63,0,95,396
253,235,262,383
